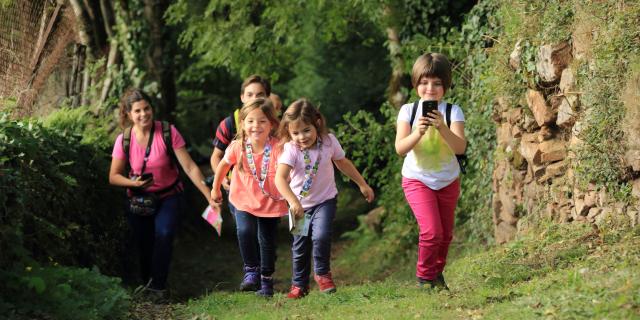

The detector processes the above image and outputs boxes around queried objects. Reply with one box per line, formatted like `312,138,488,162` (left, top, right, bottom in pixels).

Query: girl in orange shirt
211,97,287,297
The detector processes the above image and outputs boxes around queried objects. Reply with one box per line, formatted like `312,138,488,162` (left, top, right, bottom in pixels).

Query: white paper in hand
288,209,296,232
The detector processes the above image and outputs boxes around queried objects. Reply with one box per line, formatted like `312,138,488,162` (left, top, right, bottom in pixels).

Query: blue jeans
291,198,337,287
234,210,279,277
128,193,182,290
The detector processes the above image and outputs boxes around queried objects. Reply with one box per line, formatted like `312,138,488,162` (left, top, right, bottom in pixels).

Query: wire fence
0,0,76,115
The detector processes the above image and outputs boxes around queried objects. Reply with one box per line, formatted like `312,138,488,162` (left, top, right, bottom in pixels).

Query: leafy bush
0,111,130,316
1,265,130,320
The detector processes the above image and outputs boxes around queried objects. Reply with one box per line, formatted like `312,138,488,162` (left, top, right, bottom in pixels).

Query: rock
574,197,590,216
522,112,539,132
495,221,517,244
498,188,518,224
536,41,572,83
587,207,602,222
538,125,554,142
519,138,540,166
625,150,640,172
545,161,567,177
508,107,523,125
364,207,385,233
627,210,639,227
526,90,555,126
492,194,501,224
633,178,640,200
539,140,567,163
509,40,523,70
557,96,577,128
584,190,598,207
559,67,576,94
497,122,512,147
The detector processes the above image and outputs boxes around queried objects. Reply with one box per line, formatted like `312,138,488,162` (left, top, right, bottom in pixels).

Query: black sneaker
434,273,450,291
417,278,436,289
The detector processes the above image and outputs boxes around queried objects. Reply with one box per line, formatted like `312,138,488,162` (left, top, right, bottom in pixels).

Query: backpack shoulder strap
233,108,240,134
122,126,132,173
446,103,452,128
162,121,173,156
161,121,179,168
409,101,419,127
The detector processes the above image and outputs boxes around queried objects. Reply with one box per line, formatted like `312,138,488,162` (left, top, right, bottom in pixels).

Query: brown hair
235,97,280,172
241,74,271,97
411,53,452,93
278,98,328,144
118,88,153,128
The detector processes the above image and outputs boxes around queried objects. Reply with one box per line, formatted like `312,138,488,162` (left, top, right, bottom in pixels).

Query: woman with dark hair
109,88,214,300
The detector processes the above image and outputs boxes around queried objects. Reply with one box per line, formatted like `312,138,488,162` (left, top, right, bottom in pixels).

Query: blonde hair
278,98,328,144
411,53,452,94
235,97,280,172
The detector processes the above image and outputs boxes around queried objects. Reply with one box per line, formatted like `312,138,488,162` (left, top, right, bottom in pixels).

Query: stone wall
492,36,640,244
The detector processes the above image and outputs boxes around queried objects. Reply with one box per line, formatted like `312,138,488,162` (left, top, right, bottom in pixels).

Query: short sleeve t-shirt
278,134,346,209
224,137,288,217
397,100,465,190
112,121,186,193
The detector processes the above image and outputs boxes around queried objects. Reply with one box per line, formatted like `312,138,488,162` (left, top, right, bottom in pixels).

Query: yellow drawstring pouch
413,126,455,171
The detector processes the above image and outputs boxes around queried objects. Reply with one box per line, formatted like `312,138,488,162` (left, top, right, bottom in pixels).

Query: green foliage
0,112,128,308
1,265,130,319
573,2,640,201
166,0,391,127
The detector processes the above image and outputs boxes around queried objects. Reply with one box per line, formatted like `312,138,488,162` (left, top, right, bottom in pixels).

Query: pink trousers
402,177,460,280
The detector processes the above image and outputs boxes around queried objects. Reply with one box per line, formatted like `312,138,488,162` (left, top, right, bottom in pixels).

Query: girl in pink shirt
275,99,375,299
211,97,287,297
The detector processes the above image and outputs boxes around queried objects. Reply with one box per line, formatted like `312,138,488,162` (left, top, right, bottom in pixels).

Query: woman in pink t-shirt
211,97,287,297
109,88,213,299
275,99,375,299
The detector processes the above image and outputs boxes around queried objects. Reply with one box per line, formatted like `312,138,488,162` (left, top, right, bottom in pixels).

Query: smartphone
140,173,153,181
422,100,438,117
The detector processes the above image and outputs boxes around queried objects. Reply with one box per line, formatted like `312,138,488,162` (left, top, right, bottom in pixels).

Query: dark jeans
291,198,337,287
234,209,279,277
128,193,182,290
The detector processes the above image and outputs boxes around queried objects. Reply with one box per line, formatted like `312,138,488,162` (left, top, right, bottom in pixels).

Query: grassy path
169,221,640,319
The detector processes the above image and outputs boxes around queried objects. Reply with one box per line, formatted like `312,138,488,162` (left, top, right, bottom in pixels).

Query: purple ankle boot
256,276,274,297
239,266,260,291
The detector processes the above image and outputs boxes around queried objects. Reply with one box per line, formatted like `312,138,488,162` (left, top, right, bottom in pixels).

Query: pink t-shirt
278,133,345,209
112,121,186,193
224,136,288,217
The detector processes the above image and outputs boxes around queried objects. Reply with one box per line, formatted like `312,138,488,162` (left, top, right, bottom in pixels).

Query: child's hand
289,200,304,218
416,117,430,135
211,188,222,206
360,184,375,203
426,110,444,129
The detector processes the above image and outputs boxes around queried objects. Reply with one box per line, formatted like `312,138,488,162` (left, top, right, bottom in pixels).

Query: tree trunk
383,5,407,109
99,41,120,109
143,0,177,123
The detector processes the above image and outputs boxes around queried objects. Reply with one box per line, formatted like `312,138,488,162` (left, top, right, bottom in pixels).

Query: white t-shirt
278,134,346,209
397,99,465,190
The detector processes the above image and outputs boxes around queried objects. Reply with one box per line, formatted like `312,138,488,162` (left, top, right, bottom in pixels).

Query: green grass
172,221,640,319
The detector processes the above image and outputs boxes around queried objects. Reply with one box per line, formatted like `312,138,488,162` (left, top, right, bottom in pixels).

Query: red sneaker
286,285,308,299
314,272,336,293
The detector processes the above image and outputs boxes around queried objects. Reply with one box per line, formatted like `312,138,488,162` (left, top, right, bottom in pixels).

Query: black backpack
409,101,468,174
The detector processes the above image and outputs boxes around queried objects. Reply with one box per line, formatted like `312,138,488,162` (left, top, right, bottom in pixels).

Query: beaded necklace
245,138,283,200
298,139,322,198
